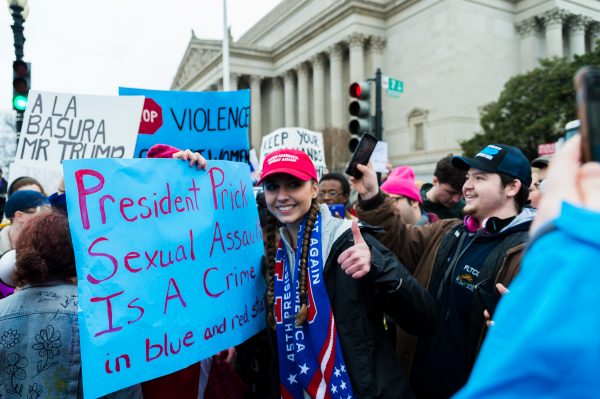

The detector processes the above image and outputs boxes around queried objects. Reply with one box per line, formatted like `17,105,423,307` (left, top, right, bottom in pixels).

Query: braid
295,198,321,326
264,208,280,330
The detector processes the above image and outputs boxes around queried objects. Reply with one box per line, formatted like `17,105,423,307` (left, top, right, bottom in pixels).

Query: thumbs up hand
337,220,371,279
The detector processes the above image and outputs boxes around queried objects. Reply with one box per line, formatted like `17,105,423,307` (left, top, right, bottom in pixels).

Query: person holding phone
259,148,436,398
318,172,352,219
455,134,600,398
353,143,535,399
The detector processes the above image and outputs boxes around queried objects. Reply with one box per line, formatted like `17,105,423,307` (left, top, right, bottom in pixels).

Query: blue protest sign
63,158,265,398
119,87,250,162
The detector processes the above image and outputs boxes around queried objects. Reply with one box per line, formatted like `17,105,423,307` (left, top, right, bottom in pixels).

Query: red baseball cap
258,149,318,184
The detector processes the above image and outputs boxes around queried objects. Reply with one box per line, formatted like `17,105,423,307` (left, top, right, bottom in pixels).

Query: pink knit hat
380,166,422,204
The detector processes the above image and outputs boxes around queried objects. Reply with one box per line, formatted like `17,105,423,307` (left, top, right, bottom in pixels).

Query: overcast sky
0,0,280,113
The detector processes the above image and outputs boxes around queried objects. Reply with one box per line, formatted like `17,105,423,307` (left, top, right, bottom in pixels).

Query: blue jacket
454,202,600,398
0,283,80,398
0,283,141,399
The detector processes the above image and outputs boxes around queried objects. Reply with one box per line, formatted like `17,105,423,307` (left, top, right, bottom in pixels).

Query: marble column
516,18,540,73
250,75,263,152
297,63,310,128
271,76,284,130
367,36,386,75
311,54,326,131
543,8,567,58
283,70,296,126
569,16,587,59
229,73,239,91
328,43,344,129
348,33,366,82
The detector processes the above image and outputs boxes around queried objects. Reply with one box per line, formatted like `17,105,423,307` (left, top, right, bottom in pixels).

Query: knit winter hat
4,190,49,219
380,166,422,204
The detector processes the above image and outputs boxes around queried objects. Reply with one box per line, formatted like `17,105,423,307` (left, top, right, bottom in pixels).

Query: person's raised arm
350,162,379,200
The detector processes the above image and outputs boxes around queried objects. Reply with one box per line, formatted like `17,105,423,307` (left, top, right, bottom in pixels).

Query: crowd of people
0,125,598,398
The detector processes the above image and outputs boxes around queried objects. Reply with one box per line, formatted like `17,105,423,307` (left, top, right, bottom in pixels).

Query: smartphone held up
575,66,600,163
345,134,378,178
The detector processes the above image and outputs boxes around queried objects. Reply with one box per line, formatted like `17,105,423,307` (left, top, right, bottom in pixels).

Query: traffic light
348,81,371,135
12,60,31,112
348,135,360,153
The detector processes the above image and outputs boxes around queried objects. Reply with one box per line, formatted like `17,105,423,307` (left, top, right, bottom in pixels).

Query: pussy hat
380,166,422,204
258,149,318,184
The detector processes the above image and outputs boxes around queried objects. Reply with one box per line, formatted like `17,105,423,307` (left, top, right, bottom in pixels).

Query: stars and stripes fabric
274,213,354,399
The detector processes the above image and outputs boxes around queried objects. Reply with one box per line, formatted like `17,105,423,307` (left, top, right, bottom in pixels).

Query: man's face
389,195,420,225
431,177,462,208
318,179,348,205
12,204,51,238
462,169,517,221
529,168,543,209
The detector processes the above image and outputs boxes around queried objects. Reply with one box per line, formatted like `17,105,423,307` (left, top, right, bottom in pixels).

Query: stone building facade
172,0,600,178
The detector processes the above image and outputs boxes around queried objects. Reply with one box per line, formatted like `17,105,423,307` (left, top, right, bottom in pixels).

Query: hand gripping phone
575,66,600,162
474,278,501,318
345,134,378,178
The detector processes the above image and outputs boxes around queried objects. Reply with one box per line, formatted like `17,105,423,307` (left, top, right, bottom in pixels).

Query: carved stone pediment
173,44,220,89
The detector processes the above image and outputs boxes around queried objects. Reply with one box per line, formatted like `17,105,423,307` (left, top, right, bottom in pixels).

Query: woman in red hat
257,148,436,399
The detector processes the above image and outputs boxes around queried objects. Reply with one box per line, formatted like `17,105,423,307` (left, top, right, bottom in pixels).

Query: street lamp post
7,0,28,61
7,0,29,134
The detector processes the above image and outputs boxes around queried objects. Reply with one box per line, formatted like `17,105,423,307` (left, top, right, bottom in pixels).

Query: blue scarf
274,213,354,399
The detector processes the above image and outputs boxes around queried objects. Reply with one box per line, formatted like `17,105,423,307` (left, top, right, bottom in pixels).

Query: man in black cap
0,190,50,255
353,143,535,399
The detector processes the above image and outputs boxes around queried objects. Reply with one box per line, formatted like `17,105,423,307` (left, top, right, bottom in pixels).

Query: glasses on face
318,190,341,198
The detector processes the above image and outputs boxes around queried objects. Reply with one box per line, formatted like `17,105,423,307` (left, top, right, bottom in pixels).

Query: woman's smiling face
263,174,318,229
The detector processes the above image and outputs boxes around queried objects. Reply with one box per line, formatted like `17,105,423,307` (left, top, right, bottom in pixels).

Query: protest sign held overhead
63,158,266,398
119,87,250,162
371,141,390,173
259,127,327,178
11,91,144,193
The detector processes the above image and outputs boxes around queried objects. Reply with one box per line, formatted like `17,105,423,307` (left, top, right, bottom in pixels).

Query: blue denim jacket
0,283,141,399
0,283,80,398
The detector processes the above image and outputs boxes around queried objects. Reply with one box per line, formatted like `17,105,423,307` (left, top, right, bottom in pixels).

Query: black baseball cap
452,144,532,187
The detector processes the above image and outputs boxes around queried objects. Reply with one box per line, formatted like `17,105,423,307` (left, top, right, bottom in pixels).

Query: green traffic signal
13,94,27,111
12,60,31,113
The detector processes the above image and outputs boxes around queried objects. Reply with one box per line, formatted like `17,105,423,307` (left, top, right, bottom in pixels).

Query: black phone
345,133,378,178
475,278,501,317
575,66,600,162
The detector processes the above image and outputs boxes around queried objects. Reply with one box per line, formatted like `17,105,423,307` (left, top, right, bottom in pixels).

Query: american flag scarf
274,213,354,399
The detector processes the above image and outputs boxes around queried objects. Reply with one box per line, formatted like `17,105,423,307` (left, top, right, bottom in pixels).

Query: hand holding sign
173,149,208,170
337,220,371,279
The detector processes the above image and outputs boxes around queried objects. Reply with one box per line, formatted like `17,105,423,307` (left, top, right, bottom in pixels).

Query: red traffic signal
348,81,371,135
349,82,370,99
